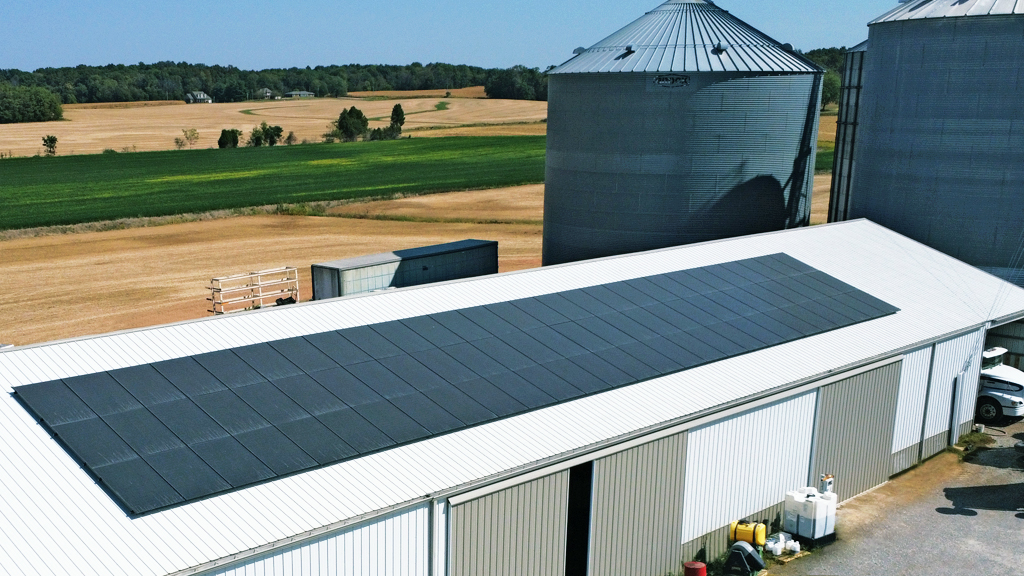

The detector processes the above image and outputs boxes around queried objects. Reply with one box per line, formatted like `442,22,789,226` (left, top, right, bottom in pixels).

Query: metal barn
542,0,823,266
312,240,498,300
829,0,1024,285
1,220,1022,576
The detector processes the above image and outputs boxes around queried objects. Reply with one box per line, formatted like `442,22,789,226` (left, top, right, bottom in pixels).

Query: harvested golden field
413,122,548,138
329,184,544,223
348,86,488,99
0,96,547,157
819,114,838,143
0,210,542,347
64,100,186,110
811,173,832,225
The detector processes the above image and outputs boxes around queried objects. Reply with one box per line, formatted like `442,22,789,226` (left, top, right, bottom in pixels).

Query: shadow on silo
696,175,787,238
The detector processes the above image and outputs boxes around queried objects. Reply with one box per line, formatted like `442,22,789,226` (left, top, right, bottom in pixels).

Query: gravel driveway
768,419,1024,575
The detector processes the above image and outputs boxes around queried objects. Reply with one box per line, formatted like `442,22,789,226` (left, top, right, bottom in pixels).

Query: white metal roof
871,0,1024,24
549,0,819,75
2,220,1023,576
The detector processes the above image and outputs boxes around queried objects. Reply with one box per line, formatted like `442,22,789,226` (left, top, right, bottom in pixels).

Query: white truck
976,347,1024,424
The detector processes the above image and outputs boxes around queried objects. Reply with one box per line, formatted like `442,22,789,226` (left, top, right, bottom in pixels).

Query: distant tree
324,107,369,142
218,128,243,148
182,128,199,149
390,104,405,128
261,122,284,146
245,122,284,147
821,72,841,110
246,126,265,147
284,131,297,145
41,135,58,156
484,65,548,101
803,47,847,74
173,137,186,150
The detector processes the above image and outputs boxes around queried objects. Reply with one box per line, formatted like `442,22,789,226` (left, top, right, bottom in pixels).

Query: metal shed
1,220,1022,576
311,239,498,300
543,0,823,265
829,0,1024,285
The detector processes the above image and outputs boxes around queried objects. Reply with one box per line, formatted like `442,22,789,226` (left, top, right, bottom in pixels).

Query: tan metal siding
811,361,902,502
589,432,688,576
449,471,569,576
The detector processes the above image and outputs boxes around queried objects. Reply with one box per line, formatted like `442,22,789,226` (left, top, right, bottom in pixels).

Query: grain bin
832,0,1024,285
543,0,823,266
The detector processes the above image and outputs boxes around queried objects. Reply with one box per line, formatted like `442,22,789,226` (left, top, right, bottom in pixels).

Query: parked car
976,347,1024,424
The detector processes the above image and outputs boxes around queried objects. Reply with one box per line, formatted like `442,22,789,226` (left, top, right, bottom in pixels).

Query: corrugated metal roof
849,39,870,53
549,0,820,75
1,220,1023,576
871,0,1024,23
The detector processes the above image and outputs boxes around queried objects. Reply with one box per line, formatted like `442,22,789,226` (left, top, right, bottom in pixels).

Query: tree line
800,47,847,110
0,84,63,124
0,61,551,105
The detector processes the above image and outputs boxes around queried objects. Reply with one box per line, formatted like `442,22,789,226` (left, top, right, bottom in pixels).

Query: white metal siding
449,472,569,576
205,506,428,576
433,501,447,576
892,346,933,453
953,331,985,432
589,432,687,576
680,393,816,544
924,330,984,439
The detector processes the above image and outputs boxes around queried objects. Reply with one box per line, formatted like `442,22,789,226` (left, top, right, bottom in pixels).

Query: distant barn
285,90,315,98
256,88,273,99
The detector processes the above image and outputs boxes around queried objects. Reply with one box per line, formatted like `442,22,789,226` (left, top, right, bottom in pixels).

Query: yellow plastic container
729,520,767,547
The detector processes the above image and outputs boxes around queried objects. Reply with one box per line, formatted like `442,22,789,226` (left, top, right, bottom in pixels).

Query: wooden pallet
208,267,299,315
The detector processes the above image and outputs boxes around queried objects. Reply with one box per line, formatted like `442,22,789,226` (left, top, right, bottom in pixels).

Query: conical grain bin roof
871,0,1023,23
551,0,819,74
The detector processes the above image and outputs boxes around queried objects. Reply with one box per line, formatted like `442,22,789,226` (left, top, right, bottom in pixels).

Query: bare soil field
0,212,542,347
0,96,547,157
347,86,488,99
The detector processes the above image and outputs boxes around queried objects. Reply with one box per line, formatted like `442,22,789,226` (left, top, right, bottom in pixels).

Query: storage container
729,520,766,547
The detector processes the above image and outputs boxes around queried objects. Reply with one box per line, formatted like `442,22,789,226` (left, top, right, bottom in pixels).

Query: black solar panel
13,254,899,515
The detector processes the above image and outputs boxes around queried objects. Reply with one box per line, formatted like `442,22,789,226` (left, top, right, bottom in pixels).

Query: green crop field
0,136,546,231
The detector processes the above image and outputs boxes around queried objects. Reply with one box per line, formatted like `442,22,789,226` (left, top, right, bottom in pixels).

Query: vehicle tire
976,398,1002,424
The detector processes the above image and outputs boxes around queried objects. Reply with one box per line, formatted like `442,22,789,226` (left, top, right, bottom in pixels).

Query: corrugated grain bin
835,0,1024,285
543,0,823,265
311,239,498,300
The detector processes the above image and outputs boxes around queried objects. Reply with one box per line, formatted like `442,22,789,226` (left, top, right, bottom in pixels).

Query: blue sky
2,1,899,71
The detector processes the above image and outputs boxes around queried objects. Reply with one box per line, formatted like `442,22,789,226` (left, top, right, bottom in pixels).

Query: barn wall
680,392,817,545
448,471,569,576
589,432,688,576
811,360,902,502
204,506,429,576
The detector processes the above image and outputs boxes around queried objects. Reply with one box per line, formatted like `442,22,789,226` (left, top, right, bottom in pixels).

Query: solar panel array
14,254,899,515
